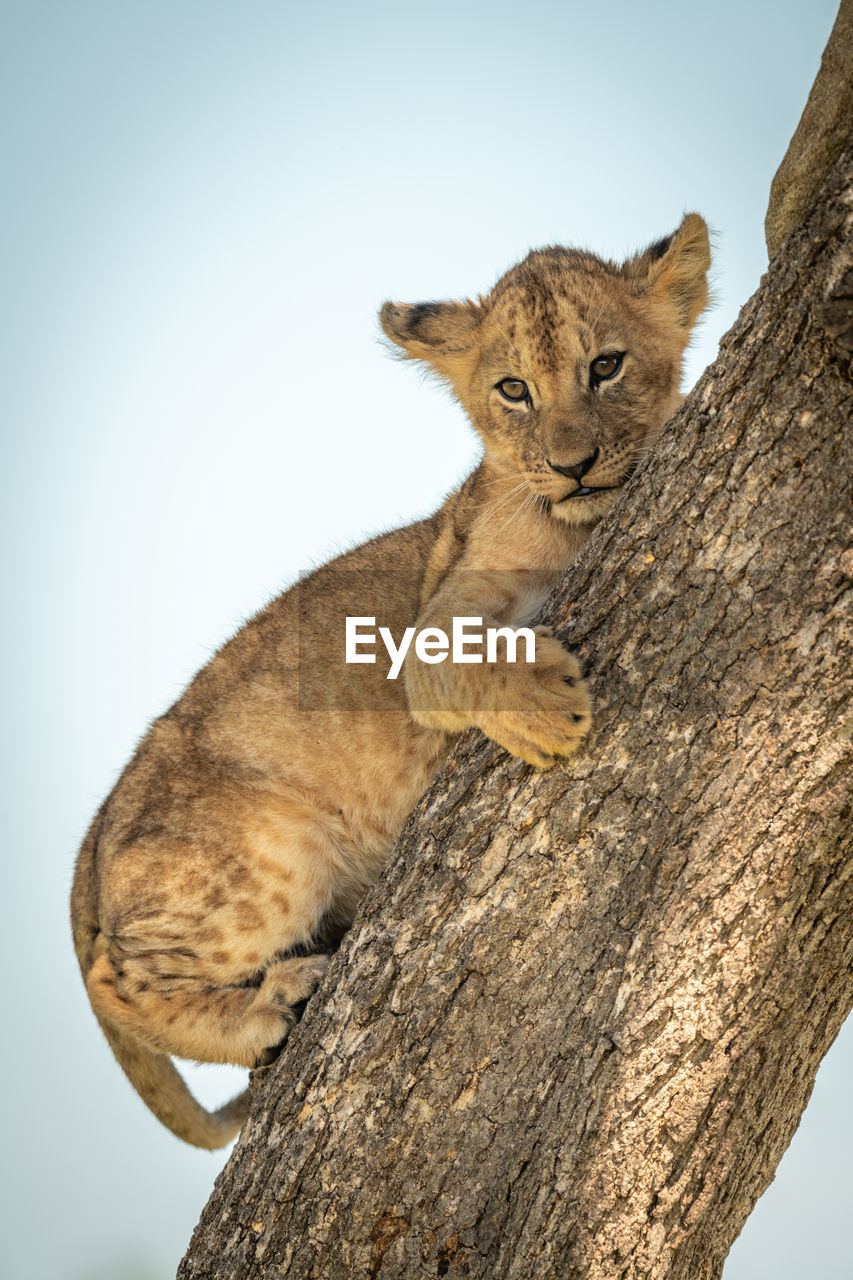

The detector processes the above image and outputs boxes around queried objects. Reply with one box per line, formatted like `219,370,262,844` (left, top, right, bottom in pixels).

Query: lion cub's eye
589,353,623,387
497,379,529,402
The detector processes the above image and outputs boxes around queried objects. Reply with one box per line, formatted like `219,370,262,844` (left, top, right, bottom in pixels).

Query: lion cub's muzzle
555,482,621,503
548,447,600,484
547,447,628,503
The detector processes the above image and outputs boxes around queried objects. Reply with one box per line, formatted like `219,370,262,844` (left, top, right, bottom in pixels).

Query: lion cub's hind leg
89,808,340,1068
88,948,329,1068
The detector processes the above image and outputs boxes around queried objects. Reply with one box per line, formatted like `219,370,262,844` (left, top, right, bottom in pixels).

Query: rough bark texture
766,0,853,259
179,150,853,1279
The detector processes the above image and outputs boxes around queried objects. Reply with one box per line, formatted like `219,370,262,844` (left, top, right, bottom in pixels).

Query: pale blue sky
1,2,847,1278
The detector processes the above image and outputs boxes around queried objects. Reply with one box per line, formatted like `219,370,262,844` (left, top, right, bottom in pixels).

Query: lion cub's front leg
404,577,591,768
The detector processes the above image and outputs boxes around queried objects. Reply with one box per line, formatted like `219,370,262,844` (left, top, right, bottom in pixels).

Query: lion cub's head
381,214,710,525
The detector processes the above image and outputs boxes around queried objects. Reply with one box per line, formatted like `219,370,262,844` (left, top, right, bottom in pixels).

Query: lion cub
72,215,710,1147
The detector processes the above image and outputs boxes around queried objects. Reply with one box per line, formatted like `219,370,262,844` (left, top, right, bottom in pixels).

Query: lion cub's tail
71,819,249,1151
95,1010,249,1149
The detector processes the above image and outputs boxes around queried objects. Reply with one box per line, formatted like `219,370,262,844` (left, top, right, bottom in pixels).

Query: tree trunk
178,143,853,1280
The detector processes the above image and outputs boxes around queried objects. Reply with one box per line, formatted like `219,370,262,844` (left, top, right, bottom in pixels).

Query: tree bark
179,146,853,1279
766,0,853,259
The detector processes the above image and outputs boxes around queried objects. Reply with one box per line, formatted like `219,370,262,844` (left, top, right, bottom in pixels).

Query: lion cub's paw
261,953,330,1010
252,954,330,1067
479,629,591,768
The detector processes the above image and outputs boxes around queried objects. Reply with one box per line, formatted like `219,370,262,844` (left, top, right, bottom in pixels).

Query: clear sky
1,2,847,1278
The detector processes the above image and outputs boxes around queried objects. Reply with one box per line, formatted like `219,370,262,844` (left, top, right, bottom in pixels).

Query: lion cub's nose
548,449,600,482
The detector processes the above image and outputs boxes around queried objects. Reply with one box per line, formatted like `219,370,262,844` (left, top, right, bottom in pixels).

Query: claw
254,1041,284,1069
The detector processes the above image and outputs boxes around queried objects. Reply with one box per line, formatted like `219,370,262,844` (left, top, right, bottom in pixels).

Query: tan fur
71,215,710,1147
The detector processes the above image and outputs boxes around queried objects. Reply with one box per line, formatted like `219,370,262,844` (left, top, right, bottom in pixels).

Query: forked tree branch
766,0,853,258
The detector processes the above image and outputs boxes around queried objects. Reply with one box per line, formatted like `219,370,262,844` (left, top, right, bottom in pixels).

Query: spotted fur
71,215,710,1147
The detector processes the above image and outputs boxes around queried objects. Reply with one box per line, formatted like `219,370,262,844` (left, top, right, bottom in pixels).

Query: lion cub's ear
623,212,711,330
380,299,483,380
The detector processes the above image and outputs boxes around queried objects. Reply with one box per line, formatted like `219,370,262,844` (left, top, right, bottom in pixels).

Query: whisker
481,479,542,529
484,486,531,524
477,471,544,491
493,484,542,540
